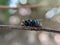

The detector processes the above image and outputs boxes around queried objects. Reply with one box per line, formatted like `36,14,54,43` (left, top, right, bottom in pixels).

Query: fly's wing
41,19,60,32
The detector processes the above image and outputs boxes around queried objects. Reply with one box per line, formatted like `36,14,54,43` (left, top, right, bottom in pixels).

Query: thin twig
0,25,60,33
0,3,58,9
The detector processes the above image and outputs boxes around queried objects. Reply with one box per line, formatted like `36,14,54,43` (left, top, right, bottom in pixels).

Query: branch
0,4,60,9
0,25,60,33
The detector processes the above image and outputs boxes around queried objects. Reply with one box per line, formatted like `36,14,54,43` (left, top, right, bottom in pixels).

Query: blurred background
0,0,60,45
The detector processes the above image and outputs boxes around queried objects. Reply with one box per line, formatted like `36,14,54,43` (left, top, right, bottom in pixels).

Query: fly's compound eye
24,20,31,26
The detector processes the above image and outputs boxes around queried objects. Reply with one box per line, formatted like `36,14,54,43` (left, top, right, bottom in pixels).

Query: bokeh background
0,0,60,45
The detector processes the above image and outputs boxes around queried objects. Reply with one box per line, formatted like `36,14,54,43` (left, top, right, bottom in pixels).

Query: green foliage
4,10,11,24
0,0,11,24
0,0,9,5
